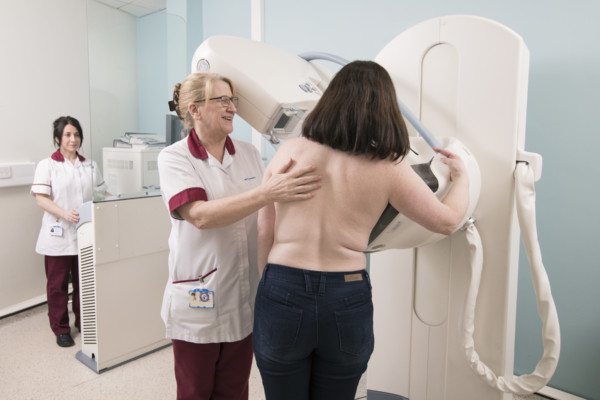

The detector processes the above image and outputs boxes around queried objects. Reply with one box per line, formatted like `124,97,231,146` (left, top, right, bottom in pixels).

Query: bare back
259,137,467,273
264,137,397,271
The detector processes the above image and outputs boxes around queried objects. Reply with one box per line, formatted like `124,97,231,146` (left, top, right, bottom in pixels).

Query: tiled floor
0,303,546,400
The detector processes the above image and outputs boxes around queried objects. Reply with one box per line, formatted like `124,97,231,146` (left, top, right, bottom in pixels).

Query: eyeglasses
197,96,239,108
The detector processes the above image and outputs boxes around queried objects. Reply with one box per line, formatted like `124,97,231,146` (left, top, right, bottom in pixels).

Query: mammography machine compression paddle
190,15,559,399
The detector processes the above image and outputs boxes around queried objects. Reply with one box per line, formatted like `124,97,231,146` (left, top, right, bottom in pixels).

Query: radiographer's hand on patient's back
262,158,322,202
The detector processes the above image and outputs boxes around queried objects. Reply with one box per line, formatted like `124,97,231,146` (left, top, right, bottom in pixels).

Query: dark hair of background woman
302,60,409,161
53,116,83,148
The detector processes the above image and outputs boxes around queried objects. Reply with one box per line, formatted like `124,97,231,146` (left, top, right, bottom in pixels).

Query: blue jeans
253,263,374,400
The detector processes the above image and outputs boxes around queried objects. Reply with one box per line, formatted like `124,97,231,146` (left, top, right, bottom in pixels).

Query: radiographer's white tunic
31,150,106,256
158,132,264,344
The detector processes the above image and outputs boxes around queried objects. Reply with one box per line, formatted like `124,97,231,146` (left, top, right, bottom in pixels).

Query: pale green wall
138,11,167,135
201,0,253,144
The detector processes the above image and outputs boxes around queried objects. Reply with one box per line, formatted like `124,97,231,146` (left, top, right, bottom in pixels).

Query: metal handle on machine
298,52,442,149
461,161,560,394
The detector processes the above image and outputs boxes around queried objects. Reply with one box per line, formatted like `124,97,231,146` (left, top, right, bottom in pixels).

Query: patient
253,60,470,400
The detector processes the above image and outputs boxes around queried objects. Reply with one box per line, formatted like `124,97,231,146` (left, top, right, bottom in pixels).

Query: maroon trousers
172,334,253,400
44,255,80,336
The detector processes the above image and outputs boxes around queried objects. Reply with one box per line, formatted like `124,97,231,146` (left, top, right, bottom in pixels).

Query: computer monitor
166,114,188,145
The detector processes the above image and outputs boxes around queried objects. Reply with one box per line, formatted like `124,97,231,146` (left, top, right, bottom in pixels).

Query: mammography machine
191,15,560,399
366,16,559,399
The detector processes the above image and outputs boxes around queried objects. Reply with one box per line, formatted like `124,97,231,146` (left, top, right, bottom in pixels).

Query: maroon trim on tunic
187,130,208,159
51,150,86,162
224,136,236,156
187,129,236,160
168,187,208,219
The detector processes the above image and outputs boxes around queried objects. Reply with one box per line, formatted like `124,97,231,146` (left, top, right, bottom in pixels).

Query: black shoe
56,333,75,348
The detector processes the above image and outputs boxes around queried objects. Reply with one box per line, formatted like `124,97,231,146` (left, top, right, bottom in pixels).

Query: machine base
367,390,409,400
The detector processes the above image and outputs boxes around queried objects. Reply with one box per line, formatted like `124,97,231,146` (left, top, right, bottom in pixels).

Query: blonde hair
171,72,236,129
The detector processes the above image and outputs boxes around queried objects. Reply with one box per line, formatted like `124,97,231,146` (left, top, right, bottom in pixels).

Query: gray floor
0,303,546,400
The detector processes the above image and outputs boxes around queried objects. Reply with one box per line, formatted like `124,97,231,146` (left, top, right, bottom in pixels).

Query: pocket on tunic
168,273,218,328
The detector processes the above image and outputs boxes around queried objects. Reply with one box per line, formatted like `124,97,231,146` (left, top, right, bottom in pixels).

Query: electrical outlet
0,166,11,179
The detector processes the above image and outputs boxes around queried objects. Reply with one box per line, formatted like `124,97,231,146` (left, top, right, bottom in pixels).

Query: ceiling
94,0,166,17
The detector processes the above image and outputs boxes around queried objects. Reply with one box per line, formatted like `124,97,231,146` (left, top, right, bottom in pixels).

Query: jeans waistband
261,263,370,294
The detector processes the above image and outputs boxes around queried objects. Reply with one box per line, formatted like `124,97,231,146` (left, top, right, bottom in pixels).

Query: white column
250,0,266,159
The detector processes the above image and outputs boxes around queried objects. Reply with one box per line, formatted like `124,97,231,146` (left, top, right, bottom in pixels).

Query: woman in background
31,116,107,347
254,60,470,400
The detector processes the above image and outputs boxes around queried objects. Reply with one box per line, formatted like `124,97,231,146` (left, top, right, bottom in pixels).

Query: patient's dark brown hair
302,60,409,161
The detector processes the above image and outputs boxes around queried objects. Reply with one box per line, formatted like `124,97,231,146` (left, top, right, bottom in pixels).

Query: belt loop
364,269,372,289
260,264,269,285
318,273,326,296
303,271,312,294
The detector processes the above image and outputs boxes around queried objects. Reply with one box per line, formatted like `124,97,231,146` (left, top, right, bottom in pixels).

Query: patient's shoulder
275,137,327,161
280,137,314,151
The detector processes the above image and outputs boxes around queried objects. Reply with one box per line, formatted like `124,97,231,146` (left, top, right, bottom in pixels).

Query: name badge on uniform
189,288,215,309
50,224,63,237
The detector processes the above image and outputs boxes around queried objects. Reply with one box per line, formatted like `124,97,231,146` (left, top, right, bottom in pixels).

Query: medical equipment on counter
102,147,162,196
191,19,559,398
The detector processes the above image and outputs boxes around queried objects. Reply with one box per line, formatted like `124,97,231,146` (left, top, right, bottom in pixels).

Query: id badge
189,288,215,309
50,224,63,237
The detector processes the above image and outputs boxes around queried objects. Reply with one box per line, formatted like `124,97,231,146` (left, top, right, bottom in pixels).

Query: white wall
0,0,139,315
87,0,139,173
0,0,91,315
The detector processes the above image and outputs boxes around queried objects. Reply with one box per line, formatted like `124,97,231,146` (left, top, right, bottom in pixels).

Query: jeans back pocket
335,292,374,357
255,285,303,352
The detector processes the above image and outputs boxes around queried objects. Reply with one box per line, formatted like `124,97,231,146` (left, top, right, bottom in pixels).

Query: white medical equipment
102,147,162,196
192,36,332,144
368,15,559,399
367,136,481,250
76,196,171,372
192,37,482,248
191,16,559,399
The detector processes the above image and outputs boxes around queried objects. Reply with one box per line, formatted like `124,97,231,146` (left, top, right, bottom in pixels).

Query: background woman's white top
31,150,106,256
